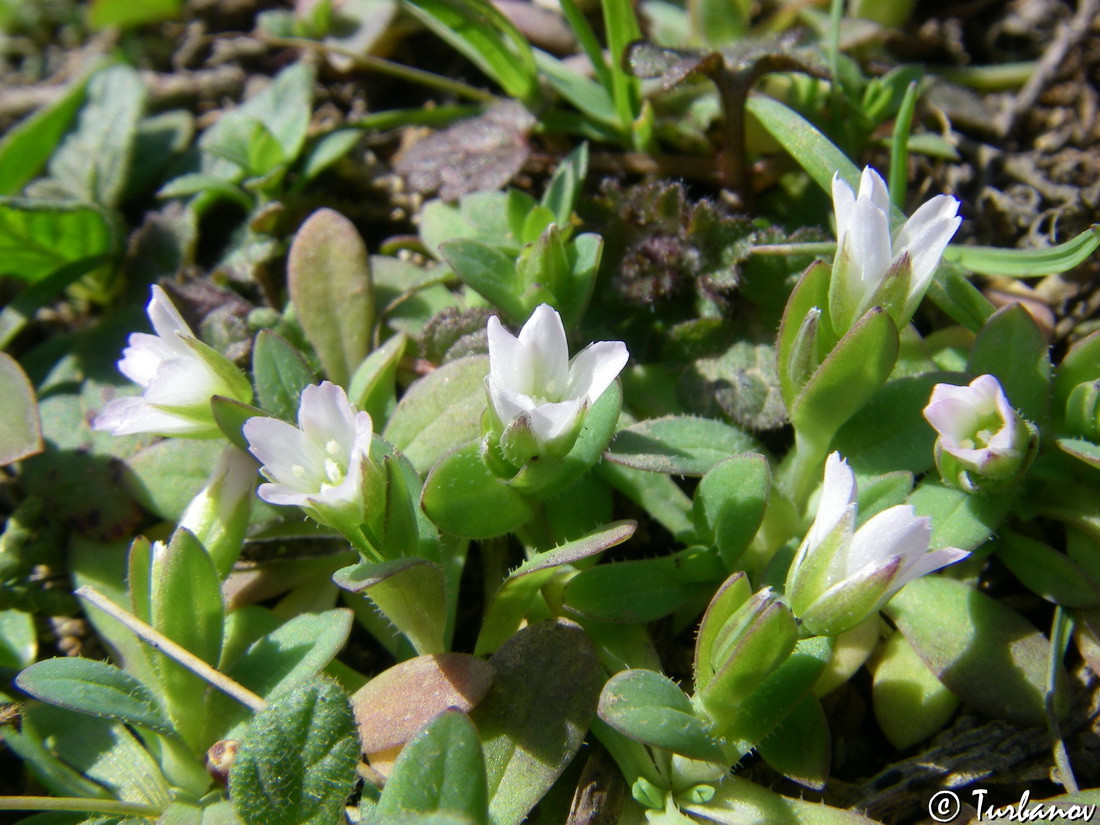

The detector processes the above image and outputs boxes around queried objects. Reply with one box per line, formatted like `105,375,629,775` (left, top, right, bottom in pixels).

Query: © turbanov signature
928,789,1098,822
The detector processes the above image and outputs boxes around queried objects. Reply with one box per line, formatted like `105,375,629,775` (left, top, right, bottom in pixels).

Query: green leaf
439,239,529,322
563,548,719,624
1057,437,1100,470
348,333,407,426
0,69,89,196
16,704,172,807
210,609,354,741
212,396,275,452
474,521,635,655
541,143,588,228
598,669,724,761
532,51,619,130
908,479,1012,551
595,460,694,542
0,608,37,669
720,636,833,752
230,680,359,825
49,65,146,208
791,308,899,445
287,208,374,387
16,658,173,735
89,0,181,27
0,352,42,464
253,330,317,422
884,575,1063,726
871,629,959,749
833,373,965,476
756,694,830,790
401,0,540,106
147,529,225,750
996,530,1100,608
470,620,603,825
333,558,448,655
297,129,362,185
383,355,489,473
693,572,752,691
943,224,1100,278
693,453,770,569
352,654,494,755
0,199,118,283
604,415,761,476
421,441,536,539
375,711,489,825
123,439,224,521
923,261,995,333
967,303,1051,423
745,96,860,196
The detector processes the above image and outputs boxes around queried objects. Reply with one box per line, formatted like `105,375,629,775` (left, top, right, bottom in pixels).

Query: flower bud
923,375,1038,492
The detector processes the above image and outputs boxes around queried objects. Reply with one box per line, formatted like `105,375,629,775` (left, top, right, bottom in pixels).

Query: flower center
959,411,1003,450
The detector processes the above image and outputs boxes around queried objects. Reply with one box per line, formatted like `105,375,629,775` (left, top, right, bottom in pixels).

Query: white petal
845,197,893,301
832,173,856,247
117,333,177,387
846,505,931,578
487,379,537,429
94,396,201,436
924,396,986,444
858,167,891,216
808,453,858,548
142,357,223,409
299,382,358,453
256,481,314,508
897,546,969,584
518,304,570,398
244,416,325,492
147,286,196,350
894,194,960,255
565,340,628,403
900,216,961,296
487,315,531,396
527,397,585,443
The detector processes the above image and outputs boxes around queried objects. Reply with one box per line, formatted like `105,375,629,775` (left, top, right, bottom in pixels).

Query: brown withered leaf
394,101,535,201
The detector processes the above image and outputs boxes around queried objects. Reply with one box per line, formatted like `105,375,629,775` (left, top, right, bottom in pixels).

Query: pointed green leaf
0,199,119,283
791,308,899,444
475,521,635,655
16,658,173,735
253,330,317,421
375,711,489,825
693,453,770,569
598,669,724,761
333,557,447,654
756,694,830,790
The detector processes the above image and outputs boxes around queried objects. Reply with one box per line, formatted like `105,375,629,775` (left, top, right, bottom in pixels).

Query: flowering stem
776,431,831,509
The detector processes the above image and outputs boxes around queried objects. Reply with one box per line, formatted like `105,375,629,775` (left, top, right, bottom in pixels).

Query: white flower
486,303,628,461
785,452,968,636
95,286,252,437
923,375,1037,491
243,382,381,529
830,167,961,331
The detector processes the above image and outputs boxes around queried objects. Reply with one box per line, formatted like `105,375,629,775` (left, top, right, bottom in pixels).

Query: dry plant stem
75,585,267,712
996,0,1099,135
258,34,498,103
74,585,388,790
